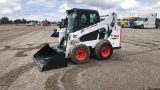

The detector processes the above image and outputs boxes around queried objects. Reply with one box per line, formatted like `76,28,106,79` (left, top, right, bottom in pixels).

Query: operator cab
61,18,68,28
57,18,68,29
66,8,100,33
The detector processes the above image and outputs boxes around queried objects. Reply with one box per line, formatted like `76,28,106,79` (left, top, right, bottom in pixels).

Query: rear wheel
95,41,113,60
70,44,90,64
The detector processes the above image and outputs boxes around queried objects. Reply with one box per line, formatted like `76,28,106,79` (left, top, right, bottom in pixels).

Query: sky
0,0,160,22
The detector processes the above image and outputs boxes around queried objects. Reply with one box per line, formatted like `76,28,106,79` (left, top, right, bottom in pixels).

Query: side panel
148,13,156,25
80,40,101,49
144,25,156,28
79,30,99,42
80,25,122,48
108,26,121,48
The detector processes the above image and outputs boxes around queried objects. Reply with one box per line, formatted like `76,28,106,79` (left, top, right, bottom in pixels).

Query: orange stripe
111,38,116,40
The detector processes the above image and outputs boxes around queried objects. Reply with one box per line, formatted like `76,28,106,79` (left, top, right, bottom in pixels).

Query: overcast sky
0,0,160,21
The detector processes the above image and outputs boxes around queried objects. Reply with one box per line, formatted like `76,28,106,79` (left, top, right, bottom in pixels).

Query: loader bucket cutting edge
33,44,67,72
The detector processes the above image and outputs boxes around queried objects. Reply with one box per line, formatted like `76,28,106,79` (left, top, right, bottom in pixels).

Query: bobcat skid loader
33,8,122,71
51,18,68,37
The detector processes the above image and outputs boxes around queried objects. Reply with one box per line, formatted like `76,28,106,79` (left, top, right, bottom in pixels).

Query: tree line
0,17,39,24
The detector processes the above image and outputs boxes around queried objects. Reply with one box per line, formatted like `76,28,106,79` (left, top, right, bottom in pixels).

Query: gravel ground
0,26,160,90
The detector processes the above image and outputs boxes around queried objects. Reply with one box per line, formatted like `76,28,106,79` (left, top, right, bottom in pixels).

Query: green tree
14,19,22,24
9,20,13,24
1,17,9,24
22,18,27,24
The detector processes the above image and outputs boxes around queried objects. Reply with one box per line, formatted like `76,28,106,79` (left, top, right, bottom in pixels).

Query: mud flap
33,44,67,72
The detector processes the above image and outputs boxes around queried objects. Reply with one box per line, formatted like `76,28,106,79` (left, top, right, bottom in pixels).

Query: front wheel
95,41,113,60
70,44,90,64
122,24,124,28
156,24,160,28
140,25,144,29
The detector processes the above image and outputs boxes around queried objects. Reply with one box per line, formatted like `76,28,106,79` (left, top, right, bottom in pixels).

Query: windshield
68,13,77,33
137,18,145,21
129,18,139,24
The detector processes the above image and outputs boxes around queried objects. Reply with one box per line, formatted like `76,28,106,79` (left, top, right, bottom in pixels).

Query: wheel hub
76,48,87,61
78,52,82,55
101,46,110,57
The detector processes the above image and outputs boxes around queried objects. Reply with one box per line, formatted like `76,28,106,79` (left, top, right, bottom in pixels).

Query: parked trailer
26,22,36,26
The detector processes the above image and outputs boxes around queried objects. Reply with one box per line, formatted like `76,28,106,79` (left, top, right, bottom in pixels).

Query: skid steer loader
33,8,122,71
51,18,68,37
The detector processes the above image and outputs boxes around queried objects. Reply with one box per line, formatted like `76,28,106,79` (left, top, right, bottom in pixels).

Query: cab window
90,13,98,24
79,14,88,30
78,13,99,30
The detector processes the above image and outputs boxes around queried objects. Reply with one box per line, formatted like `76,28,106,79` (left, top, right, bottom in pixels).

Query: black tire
122,25,124,28
70,44,90,64
140,25,144,29
95,40,113,60
157,24,160,28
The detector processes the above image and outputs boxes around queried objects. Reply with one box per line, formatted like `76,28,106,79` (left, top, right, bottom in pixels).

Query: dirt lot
0,26,160,90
